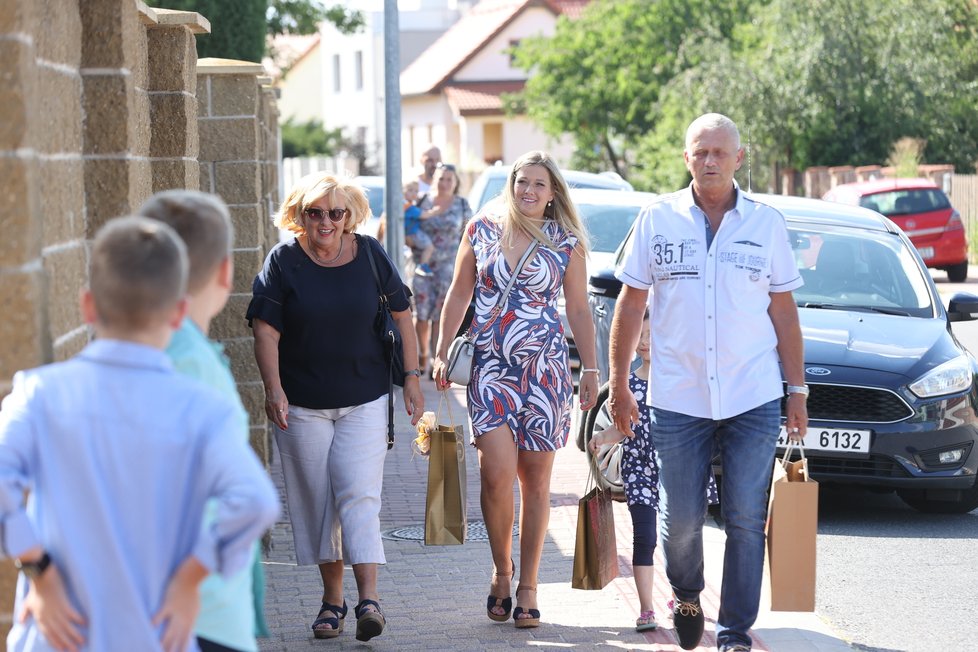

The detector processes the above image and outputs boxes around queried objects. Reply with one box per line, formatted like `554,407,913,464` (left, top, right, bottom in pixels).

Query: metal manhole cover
382,520,517,542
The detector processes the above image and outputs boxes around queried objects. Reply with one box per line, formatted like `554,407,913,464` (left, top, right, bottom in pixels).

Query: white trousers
274,394,388,566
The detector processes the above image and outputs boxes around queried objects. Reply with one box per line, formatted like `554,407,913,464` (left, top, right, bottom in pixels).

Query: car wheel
584,383,625,499
896,482,978,514
946,260,969,283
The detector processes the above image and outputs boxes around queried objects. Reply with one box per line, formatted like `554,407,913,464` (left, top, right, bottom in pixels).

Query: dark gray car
580,194,978,514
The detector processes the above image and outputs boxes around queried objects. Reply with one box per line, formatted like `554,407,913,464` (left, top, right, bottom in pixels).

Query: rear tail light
947,209,964,231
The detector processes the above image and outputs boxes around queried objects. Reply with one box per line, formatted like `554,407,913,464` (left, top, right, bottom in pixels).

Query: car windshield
790,224,934,317
578,204,642,253
859,189,950,216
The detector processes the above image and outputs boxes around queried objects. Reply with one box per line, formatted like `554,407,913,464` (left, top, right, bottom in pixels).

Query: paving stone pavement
259,379,852,651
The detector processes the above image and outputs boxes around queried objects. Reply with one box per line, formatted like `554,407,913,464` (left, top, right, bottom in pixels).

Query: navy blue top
246,235,411,410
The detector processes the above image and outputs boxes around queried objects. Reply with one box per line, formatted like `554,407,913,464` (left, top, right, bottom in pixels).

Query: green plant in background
888,137,926,178
280,118,345,158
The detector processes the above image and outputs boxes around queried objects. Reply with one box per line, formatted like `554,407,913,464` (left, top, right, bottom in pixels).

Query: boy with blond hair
139,190,270,652
0,216,279,651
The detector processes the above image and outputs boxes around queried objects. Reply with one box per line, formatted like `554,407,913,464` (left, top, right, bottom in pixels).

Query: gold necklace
309,235,344,265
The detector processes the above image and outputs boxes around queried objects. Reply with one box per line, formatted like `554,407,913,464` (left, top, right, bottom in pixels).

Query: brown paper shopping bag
424,397,468,545
571,470,618,590
766,441,818,611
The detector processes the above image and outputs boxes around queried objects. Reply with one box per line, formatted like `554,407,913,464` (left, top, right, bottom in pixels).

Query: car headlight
908,355,974,398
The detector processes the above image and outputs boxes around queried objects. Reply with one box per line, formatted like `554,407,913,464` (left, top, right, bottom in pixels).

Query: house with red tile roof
400,0,587,187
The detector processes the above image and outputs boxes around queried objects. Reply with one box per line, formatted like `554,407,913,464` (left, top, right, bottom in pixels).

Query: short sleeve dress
411,195,471,321
466,214,577,452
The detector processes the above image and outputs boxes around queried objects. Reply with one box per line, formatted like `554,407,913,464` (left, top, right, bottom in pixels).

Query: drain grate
382,520,518,542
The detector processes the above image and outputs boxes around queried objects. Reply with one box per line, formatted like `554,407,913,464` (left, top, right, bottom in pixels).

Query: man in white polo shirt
608,113,808,652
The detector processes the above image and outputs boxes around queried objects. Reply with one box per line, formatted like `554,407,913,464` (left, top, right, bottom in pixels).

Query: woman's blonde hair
502,151,589,254
275,173,371,236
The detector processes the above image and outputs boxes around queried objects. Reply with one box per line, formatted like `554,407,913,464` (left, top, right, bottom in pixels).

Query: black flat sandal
354,599,386,642
312,600,347,639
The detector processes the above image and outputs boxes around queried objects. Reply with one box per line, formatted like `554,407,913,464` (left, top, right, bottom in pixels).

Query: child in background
403,179,435,276
139,190,270,652
0,216,279,651
589,311,718,632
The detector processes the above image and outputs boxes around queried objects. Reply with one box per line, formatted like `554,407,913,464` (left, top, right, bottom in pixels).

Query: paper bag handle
437,392,458,428
779,438,807,467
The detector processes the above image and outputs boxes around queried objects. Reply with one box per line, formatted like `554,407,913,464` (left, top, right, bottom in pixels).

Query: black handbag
361,236,406,449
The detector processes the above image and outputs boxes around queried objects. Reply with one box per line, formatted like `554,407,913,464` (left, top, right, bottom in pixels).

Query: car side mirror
947,292,978,322
588,271,622,298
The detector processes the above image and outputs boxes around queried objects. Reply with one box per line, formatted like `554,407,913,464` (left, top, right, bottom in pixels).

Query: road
814,266,978,652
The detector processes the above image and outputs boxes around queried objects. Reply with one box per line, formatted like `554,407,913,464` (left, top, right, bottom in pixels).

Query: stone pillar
146,9,210,192
80,0,153,234
198,58,280,464
0,0,87,637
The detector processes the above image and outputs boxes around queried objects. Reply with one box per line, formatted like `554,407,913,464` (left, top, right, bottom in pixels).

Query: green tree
658,0,978,187
153,0,363,62
280,118,345,158
509,0,758,180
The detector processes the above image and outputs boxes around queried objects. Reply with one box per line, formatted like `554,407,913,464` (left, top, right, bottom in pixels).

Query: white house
399,0,587,186
273,0,464,172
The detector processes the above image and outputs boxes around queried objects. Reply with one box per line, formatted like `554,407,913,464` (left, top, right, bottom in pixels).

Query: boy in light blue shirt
0,216,279,651
139,190,270,652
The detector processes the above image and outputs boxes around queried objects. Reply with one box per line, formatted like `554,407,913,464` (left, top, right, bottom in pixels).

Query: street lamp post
383,0,404,272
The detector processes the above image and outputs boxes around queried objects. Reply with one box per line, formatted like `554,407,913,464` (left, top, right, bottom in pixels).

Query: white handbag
445,334,475,385
444,242,538,386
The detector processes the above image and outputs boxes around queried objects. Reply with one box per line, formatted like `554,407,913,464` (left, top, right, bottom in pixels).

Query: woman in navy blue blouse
247,174,423,642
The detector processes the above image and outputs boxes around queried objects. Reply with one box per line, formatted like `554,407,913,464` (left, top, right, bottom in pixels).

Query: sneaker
415,263,434,277
672,598,704,650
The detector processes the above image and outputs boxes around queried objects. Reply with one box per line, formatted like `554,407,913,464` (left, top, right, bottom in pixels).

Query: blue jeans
651,399,780,649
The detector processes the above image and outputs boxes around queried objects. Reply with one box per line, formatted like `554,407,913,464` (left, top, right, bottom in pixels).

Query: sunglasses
303,207,349,223
436,163,456,172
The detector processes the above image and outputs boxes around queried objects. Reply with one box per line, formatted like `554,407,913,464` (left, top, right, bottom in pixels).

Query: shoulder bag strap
359,235,395,450
467,240,538,341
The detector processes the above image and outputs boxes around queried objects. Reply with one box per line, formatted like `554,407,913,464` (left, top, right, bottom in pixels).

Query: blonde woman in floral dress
432,151,599,628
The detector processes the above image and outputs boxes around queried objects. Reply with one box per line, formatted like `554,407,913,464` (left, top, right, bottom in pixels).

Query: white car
468,164,634,213
559,188,657,378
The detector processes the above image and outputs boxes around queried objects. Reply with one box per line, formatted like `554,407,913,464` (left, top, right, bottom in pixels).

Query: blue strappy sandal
487,558,515,622
513,585,540,628
311,600,347,639
354,599,386,642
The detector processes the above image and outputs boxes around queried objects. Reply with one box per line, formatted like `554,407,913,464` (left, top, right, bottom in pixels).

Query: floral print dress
466,215,576,451
627,373,720,507
410,195,471,321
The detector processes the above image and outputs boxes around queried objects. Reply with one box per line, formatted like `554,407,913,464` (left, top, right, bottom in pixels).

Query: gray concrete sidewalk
259,379,852,651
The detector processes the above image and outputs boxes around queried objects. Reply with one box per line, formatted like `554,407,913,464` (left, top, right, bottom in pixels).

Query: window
355,51,363,90
508,39,521,66
332,54,341,92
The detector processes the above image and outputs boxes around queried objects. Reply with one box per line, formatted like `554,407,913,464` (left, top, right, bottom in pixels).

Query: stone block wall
0,0,280,637
198,58,281,465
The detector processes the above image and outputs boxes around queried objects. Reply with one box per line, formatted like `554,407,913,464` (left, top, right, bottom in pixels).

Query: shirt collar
682,181,749,221
78,338,174,373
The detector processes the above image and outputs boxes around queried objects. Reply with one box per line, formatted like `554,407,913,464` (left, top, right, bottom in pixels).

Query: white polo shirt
617,185,802,420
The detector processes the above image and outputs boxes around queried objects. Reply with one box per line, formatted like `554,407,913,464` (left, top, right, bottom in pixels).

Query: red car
823,178,969,282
